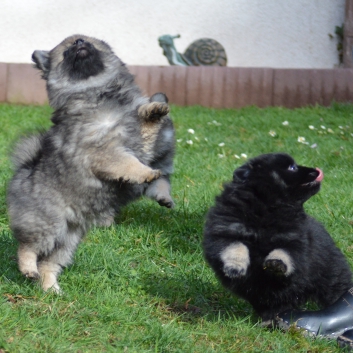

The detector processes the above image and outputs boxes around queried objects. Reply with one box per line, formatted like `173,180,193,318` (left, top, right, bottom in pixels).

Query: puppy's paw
220,242,250,279
123,168,161,184
138,102,169,121
42,281,62,294
223,265,247,279
157,196,175,208
143,169,162,183
263,249,294,277
23,271,40,280
263,259,287,276
96,215,115,227
144,177,174,208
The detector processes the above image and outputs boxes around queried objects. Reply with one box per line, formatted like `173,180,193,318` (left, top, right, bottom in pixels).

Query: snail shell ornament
158,34,227,66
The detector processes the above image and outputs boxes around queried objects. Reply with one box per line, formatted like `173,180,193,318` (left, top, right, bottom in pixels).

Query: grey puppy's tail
11,134,44,170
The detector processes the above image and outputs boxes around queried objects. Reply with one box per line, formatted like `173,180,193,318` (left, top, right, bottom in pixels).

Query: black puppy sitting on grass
203,153,352,325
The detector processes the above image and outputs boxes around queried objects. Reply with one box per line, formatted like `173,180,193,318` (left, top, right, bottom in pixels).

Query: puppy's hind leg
145,176,174,208
38,261,63,293
38,226,83,293
18,243,40,280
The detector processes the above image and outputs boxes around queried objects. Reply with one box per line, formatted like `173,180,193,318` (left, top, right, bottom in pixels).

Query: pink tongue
315,168,324,182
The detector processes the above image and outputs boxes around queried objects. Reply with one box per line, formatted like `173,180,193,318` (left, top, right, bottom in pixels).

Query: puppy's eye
288,164,297,171
63,50,68,58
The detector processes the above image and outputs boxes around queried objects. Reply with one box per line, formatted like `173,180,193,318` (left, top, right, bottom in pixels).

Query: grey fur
7,34,175,292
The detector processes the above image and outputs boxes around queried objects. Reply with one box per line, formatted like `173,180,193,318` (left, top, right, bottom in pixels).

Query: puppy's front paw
220,242,250,279
263,249,294,277
123,168,161,184
138,102,169,121
223,265,247,279
263,259,287,276
143,169,161,183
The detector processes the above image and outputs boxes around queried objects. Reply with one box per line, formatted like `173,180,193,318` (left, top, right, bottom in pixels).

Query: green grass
1,102,353,352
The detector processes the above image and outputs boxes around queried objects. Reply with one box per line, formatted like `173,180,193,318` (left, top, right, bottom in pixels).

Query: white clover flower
282,121,289,126
218,154,225,158
204,137,208,141
310,143,317,148
327,128,334,133
241,153,247,159
309,125,315,130
320,125,326,130
339,126,343,129
234,154,240,159
194,136,199,141
218,142,225,147
187,129,195,134
269,130,276,137
186,140,193,145
298,136,306,143
176,139,183,143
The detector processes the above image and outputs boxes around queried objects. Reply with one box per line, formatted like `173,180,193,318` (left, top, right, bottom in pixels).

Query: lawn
0,103,353,352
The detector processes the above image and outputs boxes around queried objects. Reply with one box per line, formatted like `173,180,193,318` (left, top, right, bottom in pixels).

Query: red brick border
1,63,353,108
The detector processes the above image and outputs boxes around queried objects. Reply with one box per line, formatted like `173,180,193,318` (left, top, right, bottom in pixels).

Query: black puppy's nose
74,39,85,46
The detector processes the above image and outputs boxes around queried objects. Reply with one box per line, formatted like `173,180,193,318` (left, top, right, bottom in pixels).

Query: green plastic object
158,34,227,66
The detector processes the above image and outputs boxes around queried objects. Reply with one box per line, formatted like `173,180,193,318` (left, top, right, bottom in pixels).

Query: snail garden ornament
158,34,227,66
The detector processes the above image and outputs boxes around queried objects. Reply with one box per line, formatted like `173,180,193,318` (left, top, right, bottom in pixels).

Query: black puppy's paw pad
223,265,247,278
263,259,287,276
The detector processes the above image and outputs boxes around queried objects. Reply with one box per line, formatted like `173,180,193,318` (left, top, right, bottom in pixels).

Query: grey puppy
7,35,175,292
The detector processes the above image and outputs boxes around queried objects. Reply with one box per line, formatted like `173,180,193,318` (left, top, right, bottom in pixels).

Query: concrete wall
0,0,345,68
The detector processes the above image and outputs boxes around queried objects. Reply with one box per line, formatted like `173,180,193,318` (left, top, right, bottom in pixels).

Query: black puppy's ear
32,50,50,76
233,166,250,182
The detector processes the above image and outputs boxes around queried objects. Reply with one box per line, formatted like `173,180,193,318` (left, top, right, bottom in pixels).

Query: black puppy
203,153,352,321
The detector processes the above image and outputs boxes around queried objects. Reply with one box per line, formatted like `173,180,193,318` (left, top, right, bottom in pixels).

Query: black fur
62,38,105,80
203,153,352,321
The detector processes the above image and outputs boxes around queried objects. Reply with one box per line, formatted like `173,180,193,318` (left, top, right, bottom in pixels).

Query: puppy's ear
233,166,250,182
32,50,50,75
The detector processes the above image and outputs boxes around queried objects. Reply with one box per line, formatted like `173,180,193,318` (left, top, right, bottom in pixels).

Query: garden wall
1,63,353,109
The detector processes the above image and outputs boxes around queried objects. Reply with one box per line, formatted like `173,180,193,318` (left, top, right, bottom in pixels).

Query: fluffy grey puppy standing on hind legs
7,35,175,293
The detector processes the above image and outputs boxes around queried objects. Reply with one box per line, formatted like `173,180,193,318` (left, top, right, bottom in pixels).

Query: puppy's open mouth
301,168,324,186
76,47,89,58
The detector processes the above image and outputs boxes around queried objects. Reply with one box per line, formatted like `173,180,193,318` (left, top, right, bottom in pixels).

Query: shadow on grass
0,230,22,283
117,202,209,252
140,269,256,324
115,202,258,323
